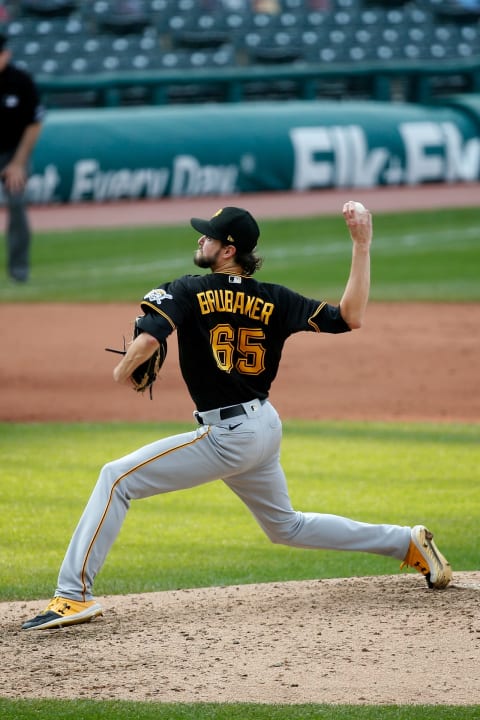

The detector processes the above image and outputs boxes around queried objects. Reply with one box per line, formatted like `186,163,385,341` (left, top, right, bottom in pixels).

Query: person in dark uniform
22,203,452,631
0,32,45,282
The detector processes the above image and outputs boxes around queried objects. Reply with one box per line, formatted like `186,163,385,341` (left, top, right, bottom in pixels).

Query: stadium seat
428,0,480,19
94,0,152,34
20,0,78,16
170,11,232,49
5,17,41,38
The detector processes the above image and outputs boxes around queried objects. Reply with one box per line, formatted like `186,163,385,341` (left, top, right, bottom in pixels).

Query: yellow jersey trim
307,301,327,333
140,301,176,330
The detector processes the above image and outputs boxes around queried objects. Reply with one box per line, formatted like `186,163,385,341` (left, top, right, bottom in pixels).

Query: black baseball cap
0,33,7,52
190,207,260,254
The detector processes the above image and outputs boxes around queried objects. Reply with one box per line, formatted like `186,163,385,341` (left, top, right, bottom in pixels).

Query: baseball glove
105,317,167,399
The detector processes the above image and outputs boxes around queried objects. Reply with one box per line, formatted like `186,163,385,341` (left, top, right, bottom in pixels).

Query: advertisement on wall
5,99,480,205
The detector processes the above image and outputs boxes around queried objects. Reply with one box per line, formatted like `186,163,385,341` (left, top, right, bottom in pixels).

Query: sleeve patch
143,288,174,304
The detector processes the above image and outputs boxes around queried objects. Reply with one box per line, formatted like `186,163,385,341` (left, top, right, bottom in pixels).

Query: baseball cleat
21,596,103,630
401,525,452,589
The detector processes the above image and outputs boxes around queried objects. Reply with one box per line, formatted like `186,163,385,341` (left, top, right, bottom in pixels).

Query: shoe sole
412,526,452,589
23,603,103,631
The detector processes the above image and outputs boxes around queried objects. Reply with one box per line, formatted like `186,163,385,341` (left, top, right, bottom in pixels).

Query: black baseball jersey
137,271,350,410
0,64,45,153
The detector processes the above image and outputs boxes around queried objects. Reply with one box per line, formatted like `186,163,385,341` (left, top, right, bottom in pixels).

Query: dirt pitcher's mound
2,573,480,705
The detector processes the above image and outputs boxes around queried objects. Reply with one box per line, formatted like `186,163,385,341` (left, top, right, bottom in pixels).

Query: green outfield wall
8,97,480,204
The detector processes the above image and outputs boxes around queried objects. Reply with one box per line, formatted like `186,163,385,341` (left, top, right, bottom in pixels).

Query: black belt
195,400,266,425
196,404,247,425
219,404,247,420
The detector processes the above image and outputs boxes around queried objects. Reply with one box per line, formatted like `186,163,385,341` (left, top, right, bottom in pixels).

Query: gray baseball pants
56,399,412,601
1,152,31,282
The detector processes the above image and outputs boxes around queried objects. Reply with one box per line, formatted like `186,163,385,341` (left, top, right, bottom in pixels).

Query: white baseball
352,201,367,213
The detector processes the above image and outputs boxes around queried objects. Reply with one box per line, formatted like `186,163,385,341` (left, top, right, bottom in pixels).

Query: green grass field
1,699,480,720
1,206,479,718
1,420,478,602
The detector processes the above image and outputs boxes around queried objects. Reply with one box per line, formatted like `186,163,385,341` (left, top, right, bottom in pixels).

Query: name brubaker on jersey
197,289,275,325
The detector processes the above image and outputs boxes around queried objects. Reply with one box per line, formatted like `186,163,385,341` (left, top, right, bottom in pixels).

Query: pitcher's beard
194,252,212,269
194,247,221,269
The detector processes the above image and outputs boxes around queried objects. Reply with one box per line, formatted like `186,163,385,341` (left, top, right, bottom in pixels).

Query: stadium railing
35,56,480,108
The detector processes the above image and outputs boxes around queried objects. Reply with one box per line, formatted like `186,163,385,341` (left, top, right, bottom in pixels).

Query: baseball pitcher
22,202,452,630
